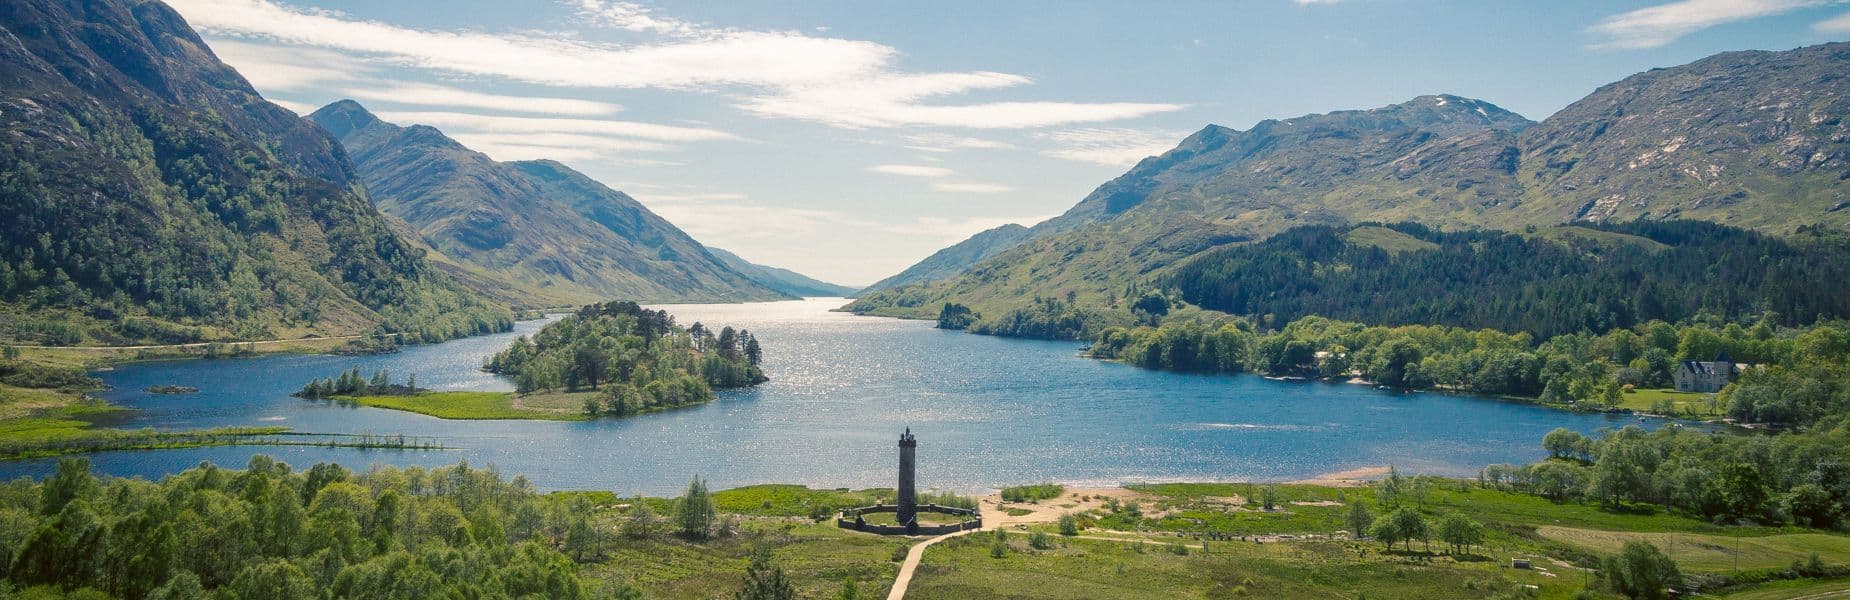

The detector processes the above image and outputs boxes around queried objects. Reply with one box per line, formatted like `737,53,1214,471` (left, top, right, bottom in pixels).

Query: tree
39,458,98,516
1370,507,1428,552
1604,541,1681,600
1543,428,1587,461
623,495,656,539
837,578,862,600
1058,513,1079,536
675,476,715,540
734,544,795,600
1368,516,1402,551
1377,465,1405,508
1437,513,1483,555
1346,501,1373,539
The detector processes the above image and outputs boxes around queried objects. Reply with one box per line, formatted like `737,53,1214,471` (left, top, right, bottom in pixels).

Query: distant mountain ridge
308,100,789,305
0,0,508,345
704,247,857,298
859,224,1031,292
849,43,1850,332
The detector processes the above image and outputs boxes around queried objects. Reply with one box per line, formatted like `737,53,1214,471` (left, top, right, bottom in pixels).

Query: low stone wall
837,503,982,535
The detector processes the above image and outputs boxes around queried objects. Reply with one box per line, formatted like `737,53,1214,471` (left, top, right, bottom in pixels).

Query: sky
167,0,1850,286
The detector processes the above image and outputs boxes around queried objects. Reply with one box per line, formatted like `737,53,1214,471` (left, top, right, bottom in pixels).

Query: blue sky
169,0,1850,286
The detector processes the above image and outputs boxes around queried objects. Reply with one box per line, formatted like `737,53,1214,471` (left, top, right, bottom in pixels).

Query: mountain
1514,42,1850,227
704,247,856,297
0,0,509,345
848,43,1850,336
859,224,1031,293
307,100,788,305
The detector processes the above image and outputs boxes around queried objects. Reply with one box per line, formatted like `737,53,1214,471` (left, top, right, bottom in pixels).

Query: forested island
286,302,769,421
485,301,766,418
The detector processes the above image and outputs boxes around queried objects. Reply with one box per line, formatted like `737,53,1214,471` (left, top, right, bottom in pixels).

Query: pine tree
734,544,795,600
675,476,714,540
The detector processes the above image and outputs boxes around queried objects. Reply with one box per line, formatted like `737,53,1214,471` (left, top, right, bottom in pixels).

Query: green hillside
0,0,509,346
307,101,788,305
850,44,1850,338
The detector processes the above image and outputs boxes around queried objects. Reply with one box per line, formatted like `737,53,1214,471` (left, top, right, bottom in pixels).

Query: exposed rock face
852,43,1850,324
309,100,789,304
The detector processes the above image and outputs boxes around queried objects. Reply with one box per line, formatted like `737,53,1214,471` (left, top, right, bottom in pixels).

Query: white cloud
637,192,752,203
931,182,1015,193
372,111,737,142
207,39,370,90
901,133,1015,153
211,37,629,117
169,0,888,88
574,0,704,38
740,72,1185,129
1588,0,1845,49
867,164,955,177
342,83,623,116
168,0,1183,130
448,132,674,157
1816,9,1850,30
1035,127,1185,167
266,98,315,114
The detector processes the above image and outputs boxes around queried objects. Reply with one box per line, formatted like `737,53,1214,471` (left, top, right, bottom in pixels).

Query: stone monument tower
897,427,917,527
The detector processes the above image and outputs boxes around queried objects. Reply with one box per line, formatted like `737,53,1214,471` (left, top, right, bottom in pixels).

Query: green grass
909,532,1580,599
585,519,906,599
710,484,891,517
860,511,968,525
1537,527,1850,572
1001,483,1065,503
335,391,587,421
1346,225,1441,254
1721,577,1850,599
1618,388,1721,416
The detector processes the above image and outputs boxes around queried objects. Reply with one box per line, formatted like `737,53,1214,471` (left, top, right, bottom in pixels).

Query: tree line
294,367,419,399
1163,221,1850,339
0,456,631,599
483,301,765,417
1090,314,1848,425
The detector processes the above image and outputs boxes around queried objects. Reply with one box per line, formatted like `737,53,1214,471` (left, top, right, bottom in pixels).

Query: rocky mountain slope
849,43,1850,333
0,0,508,345
308,100,788,305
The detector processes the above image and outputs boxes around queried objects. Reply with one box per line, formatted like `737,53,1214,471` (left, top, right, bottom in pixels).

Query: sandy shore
1288,465,1391,487
978,467,1388,528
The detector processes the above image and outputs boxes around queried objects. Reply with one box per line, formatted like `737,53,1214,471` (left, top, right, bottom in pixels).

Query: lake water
0,298,1666,495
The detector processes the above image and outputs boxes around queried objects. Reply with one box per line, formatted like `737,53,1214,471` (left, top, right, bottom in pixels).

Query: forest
0,456,641,599
0,112,513,348
1090,315,1849,424
483,302,765,416
1164,221,1850,339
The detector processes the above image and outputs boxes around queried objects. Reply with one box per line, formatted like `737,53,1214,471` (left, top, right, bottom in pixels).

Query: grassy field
909,532,1577,599
1119,481,1741,537
1617,388,1721,416
585,519,906,598
338,391,588,421
710,484,891,517
1721,577,1850,599
1537,527,1850,572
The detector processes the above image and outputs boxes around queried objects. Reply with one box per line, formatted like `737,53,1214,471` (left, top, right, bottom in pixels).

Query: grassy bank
331,391,589,421
328,388,725,421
